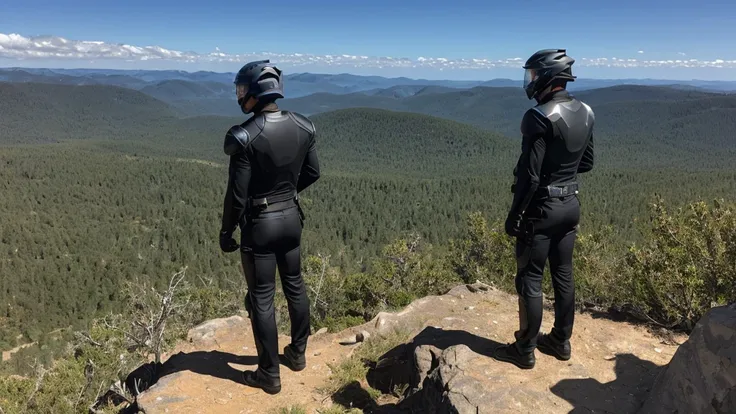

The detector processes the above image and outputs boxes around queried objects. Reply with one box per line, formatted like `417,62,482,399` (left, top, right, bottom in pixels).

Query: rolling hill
280,84,736,167
3,81,734,170
0,82,181,144
310,108,516,176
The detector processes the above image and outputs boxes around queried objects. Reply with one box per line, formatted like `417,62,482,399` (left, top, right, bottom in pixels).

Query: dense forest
0,81,734,375
281,85,736,166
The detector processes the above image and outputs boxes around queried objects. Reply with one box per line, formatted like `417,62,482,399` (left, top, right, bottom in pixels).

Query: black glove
505,213,524,238
219,230,239,253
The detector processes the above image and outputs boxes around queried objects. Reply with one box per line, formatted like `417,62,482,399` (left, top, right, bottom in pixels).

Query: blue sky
1,0,735,80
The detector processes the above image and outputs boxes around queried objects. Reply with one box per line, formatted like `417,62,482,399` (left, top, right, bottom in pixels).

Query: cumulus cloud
638,50,644,54
1,33,734,70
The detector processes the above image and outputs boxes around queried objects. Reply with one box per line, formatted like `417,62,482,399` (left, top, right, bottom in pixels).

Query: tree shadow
329,326,504,413
550,353,664,413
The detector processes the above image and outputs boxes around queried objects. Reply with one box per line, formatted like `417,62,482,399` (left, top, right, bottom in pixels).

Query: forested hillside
282,85,736,154
0,82,181,144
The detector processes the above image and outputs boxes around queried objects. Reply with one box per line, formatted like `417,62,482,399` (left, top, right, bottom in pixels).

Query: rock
638,303,736,414
356,330,370,342
187,315,246,347
339,335,360,346
466,281,492,294
340,330,371,345
402,344,496,414
314,327,329,336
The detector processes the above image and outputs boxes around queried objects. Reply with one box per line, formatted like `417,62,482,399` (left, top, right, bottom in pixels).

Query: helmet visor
235,84,248,101
524,68,537,88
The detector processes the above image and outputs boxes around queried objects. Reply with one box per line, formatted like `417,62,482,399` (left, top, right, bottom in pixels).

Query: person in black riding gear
494,49,595,370
219,60,320,394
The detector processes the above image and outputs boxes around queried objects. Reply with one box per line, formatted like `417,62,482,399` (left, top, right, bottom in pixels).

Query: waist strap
249,191,298,213
536,183,579,199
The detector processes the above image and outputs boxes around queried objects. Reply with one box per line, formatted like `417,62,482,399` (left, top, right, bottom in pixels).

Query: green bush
0,269,242,413
448,212,515,289
295,234,460,333
624,197,736,330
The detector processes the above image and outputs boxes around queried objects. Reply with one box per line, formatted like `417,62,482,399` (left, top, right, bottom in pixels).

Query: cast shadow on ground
330,326,504,413
550,352,664,413
125,350,264,396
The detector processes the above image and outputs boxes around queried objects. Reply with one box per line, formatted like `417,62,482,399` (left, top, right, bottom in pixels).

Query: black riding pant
514,195,580,354
239,204,310,379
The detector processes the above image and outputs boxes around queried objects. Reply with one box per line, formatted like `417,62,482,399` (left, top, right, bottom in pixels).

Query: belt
535,183,579,199
249,191,298,212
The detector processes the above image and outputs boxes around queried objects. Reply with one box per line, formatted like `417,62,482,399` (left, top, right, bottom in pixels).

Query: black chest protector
224,110,316,202
532,92,595,187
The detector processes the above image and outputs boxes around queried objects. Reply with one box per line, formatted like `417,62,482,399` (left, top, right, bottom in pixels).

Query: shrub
624,197,736,330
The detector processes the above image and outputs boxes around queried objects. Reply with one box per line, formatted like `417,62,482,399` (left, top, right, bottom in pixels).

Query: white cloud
1,33,735,70
678,52,686,56
638,50,644,54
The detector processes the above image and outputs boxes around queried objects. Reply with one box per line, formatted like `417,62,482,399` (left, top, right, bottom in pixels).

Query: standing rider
494,49,595,370
219,60,321,393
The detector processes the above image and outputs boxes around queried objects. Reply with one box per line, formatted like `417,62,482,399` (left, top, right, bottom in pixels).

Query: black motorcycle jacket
510,90,595,217
221,106,320,233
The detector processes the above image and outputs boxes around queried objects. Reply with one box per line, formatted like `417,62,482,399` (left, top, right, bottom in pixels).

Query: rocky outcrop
131,283,684,413
402,344,496,414
638,303,736,414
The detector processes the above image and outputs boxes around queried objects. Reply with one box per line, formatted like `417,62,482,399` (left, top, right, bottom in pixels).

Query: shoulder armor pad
581,101,595,123
288,111,316,136
223,118,266,155
533,99,593,124
224,125,251,156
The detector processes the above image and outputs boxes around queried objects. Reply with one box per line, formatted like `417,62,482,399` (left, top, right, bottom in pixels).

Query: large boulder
638,303,736,414
401,344,497,414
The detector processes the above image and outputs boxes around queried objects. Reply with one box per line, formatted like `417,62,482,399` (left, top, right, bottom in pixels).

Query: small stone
654,348,662,353
604,355,616,360
315,327,328,335
356,330,370,342
465,306,475,310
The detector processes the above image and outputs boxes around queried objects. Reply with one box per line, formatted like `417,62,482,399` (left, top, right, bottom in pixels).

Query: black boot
537,333,571,361
242,369,281,395
493,343,535,370
283,344,306,372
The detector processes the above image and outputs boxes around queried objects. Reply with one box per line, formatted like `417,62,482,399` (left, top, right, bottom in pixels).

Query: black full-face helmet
523,49,576,100
233,59,284,113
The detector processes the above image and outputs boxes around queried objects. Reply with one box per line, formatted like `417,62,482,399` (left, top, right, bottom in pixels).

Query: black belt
536,183,579,199
249,192,297,210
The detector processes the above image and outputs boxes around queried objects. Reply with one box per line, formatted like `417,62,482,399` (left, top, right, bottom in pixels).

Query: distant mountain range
2,67,735,100
1,67,735,169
